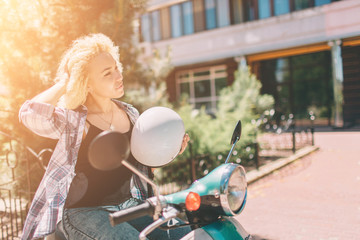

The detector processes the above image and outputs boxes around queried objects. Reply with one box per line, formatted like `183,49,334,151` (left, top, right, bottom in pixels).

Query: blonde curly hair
56,33,122,109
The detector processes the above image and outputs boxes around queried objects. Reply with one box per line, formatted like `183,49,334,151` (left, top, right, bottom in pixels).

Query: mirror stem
121,160,163,220
225,138,239,164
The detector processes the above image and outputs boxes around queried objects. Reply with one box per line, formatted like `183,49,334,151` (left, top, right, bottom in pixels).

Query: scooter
89,120,252,240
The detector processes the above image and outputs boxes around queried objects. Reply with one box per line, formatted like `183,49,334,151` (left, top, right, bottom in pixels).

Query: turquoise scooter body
105,120,252,239
164,163,251,240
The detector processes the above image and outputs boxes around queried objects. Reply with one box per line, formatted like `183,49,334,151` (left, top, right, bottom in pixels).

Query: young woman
19,33,190,240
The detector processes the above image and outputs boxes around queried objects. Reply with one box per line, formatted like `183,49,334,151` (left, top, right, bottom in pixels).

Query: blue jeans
58,198,191,240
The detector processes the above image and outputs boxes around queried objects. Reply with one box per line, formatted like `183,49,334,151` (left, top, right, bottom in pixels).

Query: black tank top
65,121,136,208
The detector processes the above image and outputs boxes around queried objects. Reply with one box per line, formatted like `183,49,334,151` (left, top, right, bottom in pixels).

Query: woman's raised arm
32,74,68,106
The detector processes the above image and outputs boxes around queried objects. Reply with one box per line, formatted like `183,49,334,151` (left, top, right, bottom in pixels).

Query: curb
246,145,320,185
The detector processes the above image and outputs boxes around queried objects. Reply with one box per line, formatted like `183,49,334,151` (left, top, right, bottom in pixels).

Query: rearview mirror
230,120,242,145
88,131,164,218
88,131,130,171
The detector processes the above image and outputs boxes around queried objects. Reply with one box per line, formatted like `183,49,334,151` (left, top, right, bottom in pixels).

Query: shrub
156,67,274,185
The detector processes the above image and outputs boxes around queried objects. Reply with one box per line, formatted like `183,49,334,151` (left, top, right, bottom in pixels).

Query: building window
205,0,217,29
151,10,162,42
170,4,183,38
217,0,230,27
140,0,338,42
204,0,230,29
176,65,228,112
243,0,337,21
183,1,194,35
140,13,151,42
170,2,194,38
258,0,271,19
274,0,290,16
294,0,312,11
260,51,333,122
245,0,256,21
315,0,331,6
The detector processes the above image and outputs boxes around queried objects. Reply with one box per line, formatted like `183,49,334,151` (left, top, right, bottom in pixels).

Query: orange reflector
185,192,201,211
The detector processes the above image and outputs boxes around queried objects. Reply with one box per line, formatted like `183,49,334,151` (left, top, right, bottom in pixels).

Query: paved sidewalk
246,145,319,185
237,131,360,240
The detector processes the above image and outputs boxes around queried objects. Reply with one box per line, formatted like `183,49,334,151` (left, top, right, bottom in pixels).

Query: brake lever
138,206,180,240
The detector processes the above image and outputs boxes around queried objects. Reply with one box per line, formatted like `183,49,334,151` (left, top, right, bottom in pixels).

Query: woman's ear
88,87,93,94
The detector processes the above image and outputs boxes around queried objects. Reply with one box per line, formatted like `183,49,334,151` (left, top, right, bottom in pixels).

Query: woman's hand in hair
56,71,69,86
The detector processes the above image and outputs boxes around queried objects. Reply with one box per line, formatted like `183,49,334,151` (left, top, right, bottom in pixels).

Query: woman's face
87,52,124,99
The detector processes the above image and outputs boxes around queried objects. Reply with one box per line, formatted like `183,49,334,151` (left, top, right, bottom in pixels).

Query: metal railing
158,112,316,195
250,110,315,169
0,130,51,239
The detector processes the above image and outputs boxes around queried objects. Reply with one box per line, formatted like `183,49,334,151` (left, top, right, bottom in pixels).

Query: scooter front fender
202,217,251,240
180,217,251,240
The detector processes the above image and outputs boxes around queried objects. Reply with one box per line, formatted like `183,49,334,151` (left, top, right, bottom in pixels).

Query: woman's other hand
179,133,190,155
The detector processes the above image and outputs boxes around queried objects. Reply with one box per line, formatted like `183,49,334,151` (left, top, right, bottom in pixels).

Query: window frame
176,65,228,112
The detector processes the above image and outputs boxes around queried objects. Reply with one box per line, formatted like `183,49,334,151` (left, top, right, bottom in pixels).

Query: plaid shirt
19,100,150,240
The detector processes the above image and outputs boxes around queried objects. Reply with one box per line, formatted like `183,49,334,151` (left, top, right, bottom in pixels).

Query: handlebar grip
109,201,154,226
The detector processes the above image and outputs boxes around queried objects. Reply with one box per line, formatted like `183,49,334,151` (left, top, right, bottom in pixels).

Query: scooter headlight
220,164,247,216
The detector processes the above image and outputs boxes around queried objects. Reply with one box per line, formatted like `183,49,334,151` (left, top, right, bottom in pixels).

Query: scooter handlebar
109,201,154,226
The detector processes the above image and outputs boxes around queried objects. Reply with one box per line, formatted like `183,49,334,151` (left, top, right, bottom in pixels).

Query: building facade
138,0,360,127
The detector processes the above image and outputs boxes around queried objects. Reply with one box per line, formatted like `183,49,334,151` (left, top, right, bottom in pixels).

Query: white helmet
131,107,185,167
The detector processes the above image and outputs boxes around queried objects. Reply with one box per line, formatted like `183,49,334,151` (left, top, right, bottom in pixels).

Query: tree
124,47,174,112
0,0,148,132
0,0,147,193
